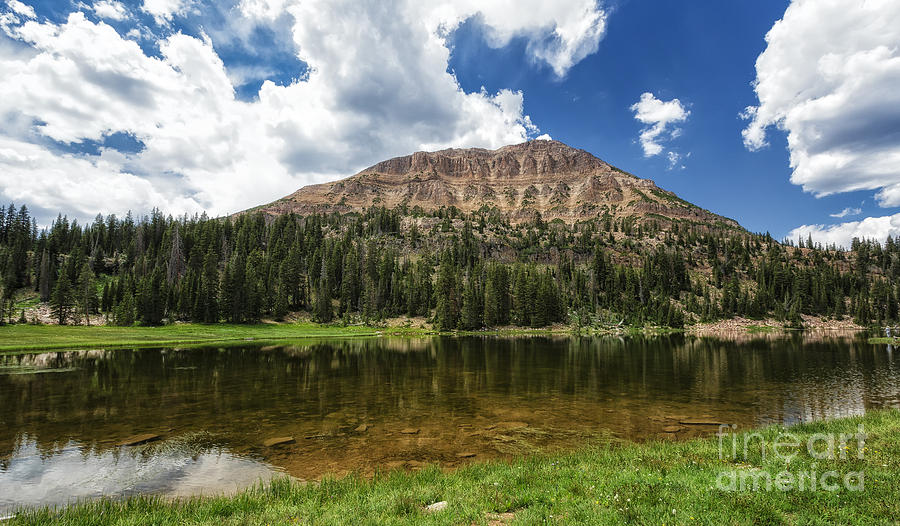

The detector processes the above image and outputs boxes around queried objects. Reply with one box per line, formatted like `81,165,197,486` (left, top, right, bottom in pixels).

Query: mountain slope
252,140,739,228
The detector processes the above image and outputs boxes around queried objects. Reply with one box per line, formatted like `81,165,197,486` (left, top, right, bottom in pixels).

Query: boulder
425,501,448,513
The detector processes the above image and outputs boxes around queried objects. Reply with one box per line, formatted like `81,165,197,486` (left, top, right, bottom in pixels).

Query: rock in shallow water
116,433,160,447
662,425,683,433
263,436,295,447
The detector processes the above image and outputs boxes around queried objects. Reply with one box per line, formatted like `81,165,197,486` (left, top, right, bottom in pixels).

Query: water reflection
0,333,898,511
0,436,278,513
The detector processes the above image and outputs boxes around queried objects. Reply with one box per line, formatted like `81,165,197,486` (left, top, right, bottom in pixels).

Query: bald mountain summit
252,140,739,230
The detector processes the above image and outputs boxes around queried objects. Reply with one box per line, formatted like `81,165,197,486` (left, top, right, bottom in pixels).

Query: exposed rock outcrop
251,140,739,227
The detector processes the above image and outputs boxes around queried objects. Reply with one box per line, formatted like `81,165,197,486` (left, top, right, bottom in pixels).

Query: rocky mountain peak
250,140,738,229
360,139,614,180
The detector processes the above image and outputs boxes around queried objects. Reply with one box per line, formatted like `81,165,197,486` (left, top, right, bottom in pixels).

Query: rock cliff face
251,140,739,227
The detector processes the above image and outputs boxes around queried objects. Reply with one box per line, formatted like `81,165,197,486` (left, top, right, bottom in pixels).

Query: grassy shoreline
0,320,879,354
0,323,439,354
6,410,899,524
0,322,677,354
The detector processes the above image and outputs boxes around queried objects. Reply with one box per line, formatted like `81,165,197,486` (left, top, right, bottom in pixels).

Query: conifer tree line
1,201,899,329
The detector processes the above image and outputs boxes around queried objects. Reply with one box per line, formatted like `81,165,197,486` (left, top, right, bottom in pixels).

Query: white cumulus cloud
442,0,608,78
830,207,861,219
630,91,689,159
0,136,203,219
0,0,609,222
788,213,900,248
742,0,900,209
91,0,129,21
6,0,34,19
141,0,192,25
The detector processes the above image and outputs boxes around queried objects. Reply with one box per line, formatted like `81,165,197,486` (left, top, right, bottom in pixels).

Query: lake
1,333,898,513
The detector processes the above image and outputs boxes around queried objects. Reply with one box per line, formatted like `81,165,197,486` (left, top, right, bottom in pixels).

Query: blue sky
450,0,886,239
1,0,899,246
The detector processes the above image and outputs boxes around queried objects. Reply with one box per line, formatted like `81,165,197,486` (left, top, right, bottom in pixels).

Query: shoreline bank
6,409,899,525
0,318,877,354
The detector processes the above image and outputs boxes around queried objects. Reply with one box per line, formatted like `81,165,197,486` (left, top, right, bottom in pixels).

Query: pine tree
77,262,96,326
512,266,532,326
51,265,73,325
460,269,483,329
483,268,501,327
167,224,186,285
0,248,12,325
245,250,264,321
138,267,165,325
200,247,219,323
114,291,136,326
314,255,332,322
483,264,509,327
434,254,459,329
101,282,111,313
339,247,359,314
534,271,558,327
38,248,51,301
273,262,290,321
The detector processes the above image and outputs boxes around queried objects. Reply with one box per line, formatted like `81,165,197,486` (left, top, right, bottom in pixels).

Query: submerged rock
400,428,420,435
662,426,683,433
263,436,295,447
116,433,160,447
354,424,369,432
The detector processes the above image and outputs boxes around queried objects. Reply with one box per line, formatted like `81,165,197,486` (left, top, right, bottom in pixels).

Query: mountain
251,140,739,229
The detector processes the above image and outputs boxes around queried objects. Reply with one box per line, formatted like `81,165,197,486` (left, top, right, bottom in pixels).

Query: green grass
868,337,898,344
0,322,687,354
9,289,41,311
0,323,433,354
7,410,899,525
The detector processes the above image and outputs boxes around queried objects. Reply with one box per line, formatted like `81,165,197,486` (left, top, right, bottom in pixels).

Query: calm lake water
1,333,899,513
